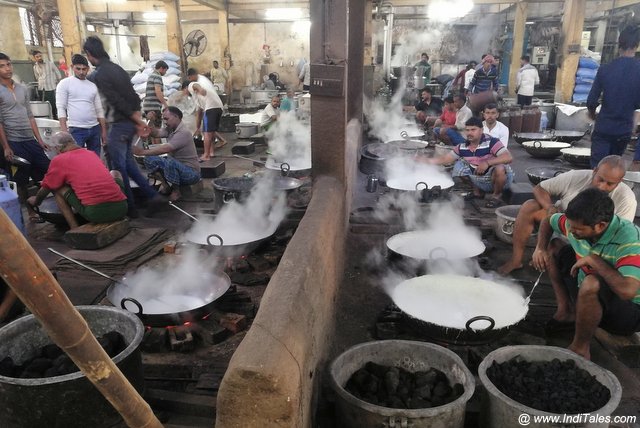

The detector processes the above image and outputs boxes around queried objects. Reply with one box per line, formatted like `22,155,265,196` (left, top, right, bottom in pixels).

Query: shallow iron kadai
391,274,528,345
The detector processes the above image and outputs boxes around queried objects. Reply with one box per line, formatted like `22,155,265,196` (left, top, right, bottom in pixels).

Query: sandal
214,140,228,149
485,197,505,208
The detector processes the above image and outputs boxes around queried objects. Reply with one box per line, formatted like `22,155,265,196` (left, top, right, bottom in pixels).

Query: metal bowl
9,155,31,166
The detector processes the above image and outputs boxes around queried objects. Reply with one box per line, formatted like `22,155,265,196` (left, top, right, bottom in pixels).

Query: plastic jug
0,175,25,236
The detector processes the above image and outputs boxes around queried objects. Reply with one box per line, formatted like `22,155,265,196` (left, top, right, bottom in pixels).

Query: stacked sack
130,51,182,101
572,57,599,104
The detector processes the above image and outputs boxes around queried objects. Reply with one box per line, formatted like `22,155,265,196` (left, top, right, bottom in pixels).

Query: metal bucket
29,101,51,118
478,345,622,428
0,306,145,428
495,205,537,247
330,340,475,428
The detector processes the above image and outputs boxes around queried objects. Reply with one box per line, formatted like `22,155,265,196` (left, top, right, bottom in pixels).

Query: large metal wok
182,217,278,256
513,130,586,145
387,229,485,261
212,175,302,211
385,173,454,202
48,248,231,327
522,140,571,159
525,166,571,186
560,147,591,168
391,274,528,345
265,156,311,178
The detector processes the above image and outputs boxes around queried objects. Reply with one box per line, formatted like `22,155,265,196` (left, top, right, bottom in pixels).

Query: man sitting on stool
27,132,127,229
133,106,200,202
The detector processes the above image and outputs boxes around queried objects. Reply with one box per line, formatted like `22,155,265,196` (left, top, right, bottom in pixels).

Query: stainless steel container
366,175,378,193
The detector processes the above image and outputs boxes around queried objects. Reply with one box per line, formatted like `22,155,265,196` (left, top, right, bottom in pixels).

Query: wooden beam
509,1,527,97
595,0,640,11
164,0,188,73
191,0,224,10
218,9,231,92
555,0,586,103
57,0,86,66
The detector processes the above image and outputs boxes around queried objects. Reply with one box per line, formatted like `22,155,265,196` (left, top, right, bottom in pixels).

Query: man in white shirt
464,61,478,92
185,80,225,161
261,96,280,131
56,54,107,157
186,67,216,95
298,61,310,91
439,94,472,145
516,55,540,106
482,103,509,147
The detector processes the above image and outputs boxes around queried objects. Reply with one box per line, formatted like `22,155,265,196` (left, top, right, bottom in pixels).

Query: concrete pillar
594,19,608,53
554,0,586,103
218,10,231,92
56,0,86,67
310,0,364,186
508,1,527,97
364,1,373,66
163,0,188,74
0,6,28,59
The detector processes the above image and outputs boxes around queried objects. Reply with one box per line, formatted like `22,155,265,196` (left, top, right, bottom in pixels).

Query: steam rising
265,111,311,168
184,175,289,249
117,246,228,316
364,95,422,143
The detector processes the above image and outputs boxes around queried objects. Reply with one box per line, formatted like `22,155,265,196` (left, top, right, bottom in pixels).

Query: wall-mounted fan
183,29,207,57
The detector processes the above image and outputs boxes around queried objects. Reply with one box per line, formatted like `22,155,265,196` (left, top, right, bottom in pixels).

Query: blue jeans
590,131,631,167
70,124,102,157
436,128,466,145
106,121,156,209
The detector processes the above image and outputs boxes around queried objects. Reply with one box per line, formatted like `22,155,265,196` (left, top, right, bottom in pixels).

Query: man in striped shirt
32,50,61,119
142,60,169,132
532,188,640,360
427,116,513,208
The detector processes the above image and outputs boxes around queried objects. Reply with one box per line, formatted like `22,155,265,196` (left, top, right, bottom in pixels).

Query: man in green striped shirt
532,188,640,360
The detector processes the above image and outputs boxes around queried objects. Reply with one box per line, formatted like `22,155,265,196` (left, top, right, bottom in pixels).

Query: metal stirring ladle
524,270,545,306
168,201,200,222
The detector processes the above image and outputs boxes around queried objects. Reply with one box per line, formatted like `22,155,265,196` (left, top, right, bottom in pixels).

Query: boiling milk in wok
392,274,528,330
387,229,485,260
185,216,278,246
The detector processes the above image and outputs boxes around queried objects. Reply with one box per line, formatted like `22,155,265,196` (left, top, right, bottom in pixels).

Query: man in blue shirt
468,55,499,95
587,25,640,168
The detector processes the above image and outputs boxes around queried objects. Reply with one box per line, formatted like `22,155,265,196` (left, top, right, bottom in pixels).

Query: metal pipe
0,210,163,428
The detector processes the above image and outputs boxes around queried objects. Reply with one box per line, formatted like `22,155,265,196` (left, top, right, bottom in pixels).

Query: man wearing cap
56,54,107,157
468,55,499,95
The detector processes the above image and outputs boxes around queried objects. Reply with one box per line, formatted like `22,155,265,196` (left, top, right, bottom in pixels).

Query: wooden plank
64,219,130,250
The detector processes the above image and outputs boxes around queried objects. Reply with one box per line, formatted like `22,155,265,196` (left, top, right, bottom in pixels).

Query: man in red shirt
27,132,127,228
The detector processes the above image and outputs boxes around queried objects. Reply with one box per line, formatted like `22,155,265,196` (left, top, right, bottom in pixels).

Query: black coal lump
344,361,464,409
486,357,611,413
0,356,16,377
